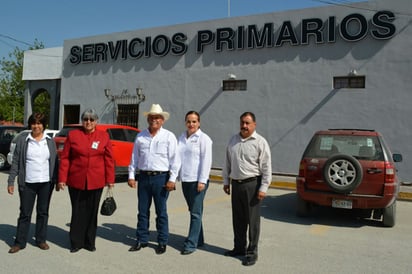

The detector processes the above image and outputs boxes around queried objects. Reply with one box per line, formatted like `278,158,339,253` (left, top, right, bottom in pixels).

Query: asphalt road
1,171,411,274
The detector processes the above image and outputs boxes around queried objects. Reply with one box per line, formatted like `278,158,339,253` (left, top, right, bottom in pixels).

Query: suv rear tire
323,154,363,194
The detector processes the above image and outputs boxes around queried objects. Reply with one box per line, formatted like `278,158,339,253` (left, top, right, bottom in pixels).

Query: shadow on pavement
97,223,228,256
261,192,384,228
0,223,70,249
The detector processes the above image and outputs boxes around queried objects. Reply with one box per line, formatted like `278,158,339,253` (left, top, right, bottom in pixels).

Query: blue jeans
136,173,169,244
182,181,208,251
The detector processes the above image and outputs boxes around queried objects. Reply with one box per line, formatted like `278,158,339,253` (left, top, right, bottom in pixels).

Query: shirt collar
26,133,50,141
239,130,257,141
189,128,202,138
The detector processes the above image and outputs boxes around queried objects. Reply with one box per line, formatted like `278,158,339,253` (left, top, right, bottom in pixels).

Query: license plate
332,199,352,209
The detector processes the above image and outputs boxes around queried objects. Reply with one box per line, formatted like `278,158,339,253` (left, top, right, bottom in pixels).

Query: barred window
117,104,139,128
222,79,247,91
334,76,365,89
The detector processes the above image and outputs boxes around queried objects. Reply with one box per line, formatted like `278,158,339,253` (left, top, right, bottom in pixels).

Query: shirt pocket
155,141,168,155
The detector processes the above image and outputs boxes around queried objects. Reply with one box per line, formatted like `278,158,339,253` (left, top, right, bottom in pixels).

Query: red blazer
58,128,115,190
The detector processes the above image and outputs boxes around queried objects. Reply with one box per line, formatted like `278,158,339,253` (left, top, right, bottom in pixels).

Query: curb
209,174,412,201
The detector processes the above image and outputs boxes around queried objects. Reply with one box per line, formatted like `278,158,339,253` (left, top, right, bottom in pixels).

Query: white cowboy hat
143,104,170,121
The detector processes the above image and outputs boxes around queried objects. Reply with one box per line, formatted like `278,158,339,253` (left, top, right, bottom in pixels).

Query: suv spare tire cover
322,154,363,194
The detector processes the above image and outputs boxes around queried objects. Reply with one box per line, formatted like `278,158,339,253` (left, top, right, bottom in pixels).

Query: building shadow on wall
271,88,339,149
198,89,222,115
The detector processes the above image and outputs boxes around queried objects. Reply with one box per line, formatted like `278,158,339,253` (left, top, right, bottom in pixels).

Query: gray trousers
231,177,261,256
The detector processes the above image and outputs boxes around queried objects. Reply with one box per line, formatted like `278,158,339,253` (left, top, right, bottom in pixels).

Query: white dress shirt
25,134,51,183
223,131,272,193
178,129,213,184
128,127,180,182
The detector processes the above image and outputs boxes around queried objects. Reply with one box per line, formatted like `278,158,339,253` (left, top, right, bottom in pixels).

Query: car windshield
305,134,383,160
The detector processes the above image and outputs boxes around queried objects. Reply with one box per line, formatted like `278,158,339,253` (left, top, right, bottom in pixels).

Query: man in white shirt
128,104,180,255
223,112,272,266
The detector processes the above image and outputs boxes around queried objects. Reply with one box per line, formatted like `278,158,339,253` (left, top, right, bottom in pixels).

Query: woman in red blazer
57,108,115,253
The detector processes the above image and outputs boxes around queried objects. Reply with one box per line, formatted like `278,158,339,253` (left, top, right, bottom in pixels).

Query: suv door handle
367,168,382,174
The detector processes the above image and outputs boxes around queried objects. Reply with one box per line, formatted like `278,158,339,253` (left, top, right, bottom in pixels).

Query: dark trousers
68,187,103,249
231,178,261,256
15,182,54,248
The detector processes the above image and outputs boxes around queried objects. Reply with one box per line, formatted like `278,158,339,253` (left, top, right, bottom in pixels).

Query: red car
54,124,140,175
296,129,402,227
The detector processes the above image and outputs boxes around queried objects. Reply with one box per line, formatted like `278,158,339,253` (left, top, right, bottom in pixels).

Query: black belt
231,177,258,184
140,170,169,176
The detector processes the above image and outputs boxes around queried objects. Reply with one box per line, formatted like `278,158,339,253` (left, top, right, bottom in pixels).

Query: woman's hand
56,182,66,191
7,185,14,195
197,182,206,192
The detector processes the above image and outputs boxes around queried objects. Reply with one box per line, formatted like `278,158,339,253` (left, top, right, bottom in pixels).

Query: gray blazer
7,131,59,189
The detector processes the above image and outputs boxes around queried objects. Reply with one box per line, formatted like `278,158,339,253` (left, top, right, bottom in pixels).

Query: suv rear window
304,135,384,161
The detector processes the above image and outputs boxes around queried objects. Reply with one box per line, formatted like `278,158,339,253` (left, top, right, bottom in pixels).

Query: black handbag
100,187,117,216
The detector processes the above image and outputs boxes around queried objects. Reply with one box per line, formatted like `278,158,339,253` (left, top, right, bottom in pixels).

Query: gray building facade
23,0,412,182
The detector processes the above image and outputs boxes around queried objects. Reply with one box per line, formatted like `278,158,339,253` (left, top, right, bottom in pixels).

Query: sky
0,0,363,61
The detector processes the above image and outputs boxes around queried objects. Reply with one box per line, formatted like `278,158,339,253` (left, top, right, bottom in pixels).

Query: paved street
1,171,411,274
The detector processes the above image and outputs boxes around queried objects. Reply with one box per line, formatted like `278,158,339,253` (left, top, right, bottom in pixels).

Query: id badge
92,141,100,149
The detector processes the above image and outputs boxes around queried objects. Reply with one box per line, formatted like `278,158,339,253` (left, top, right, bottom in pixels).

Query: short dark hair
240,112,256,122
27,113,47,129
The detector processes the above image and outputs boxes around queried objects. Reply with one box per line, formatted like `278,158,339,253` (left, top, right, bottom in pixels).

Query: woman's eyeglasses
83,118,95,122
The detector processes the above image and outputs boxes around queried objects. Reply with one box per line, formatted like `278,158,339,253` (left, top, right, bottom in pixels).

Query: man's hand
128,179,137,188
223,185,230,195
257,191,266,201
164,181,176,192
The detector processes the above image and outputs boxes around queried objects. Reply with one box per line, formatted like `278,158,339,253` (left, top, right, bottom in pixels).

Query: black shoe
155,244,166,254
128,242,148,252
70,247,81,253
180,249,194,255
242,255,258,266
224,249,245,257
84,246,96,252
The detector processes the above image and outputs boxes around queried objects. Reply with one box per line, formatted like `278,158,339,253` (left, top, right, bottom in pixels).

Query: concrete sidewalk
209,169,412,201
0,170,291,274
1,170,411,274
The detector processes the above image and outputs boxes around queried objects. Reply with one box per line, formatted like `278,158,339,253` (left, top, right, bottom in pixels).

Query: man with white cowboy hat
128,104,180,255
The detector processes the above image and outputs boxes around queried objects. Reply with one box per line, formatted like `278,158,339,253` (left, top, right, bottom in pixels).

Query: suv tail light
384,161,396,183
298,160,306,177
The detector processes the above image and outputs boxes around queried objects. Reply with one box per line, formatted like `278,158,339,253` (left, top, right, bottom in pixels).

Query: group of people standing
6,104,271,267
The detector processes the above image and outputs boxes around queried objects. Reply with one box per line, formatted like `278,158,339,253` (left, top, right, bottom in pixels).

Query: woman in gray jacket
7,113,58,254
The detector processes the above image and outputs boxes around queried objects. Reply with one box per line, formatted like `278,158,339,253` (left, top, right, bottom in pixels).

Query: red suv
54,124,140,175
296,129,402,227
